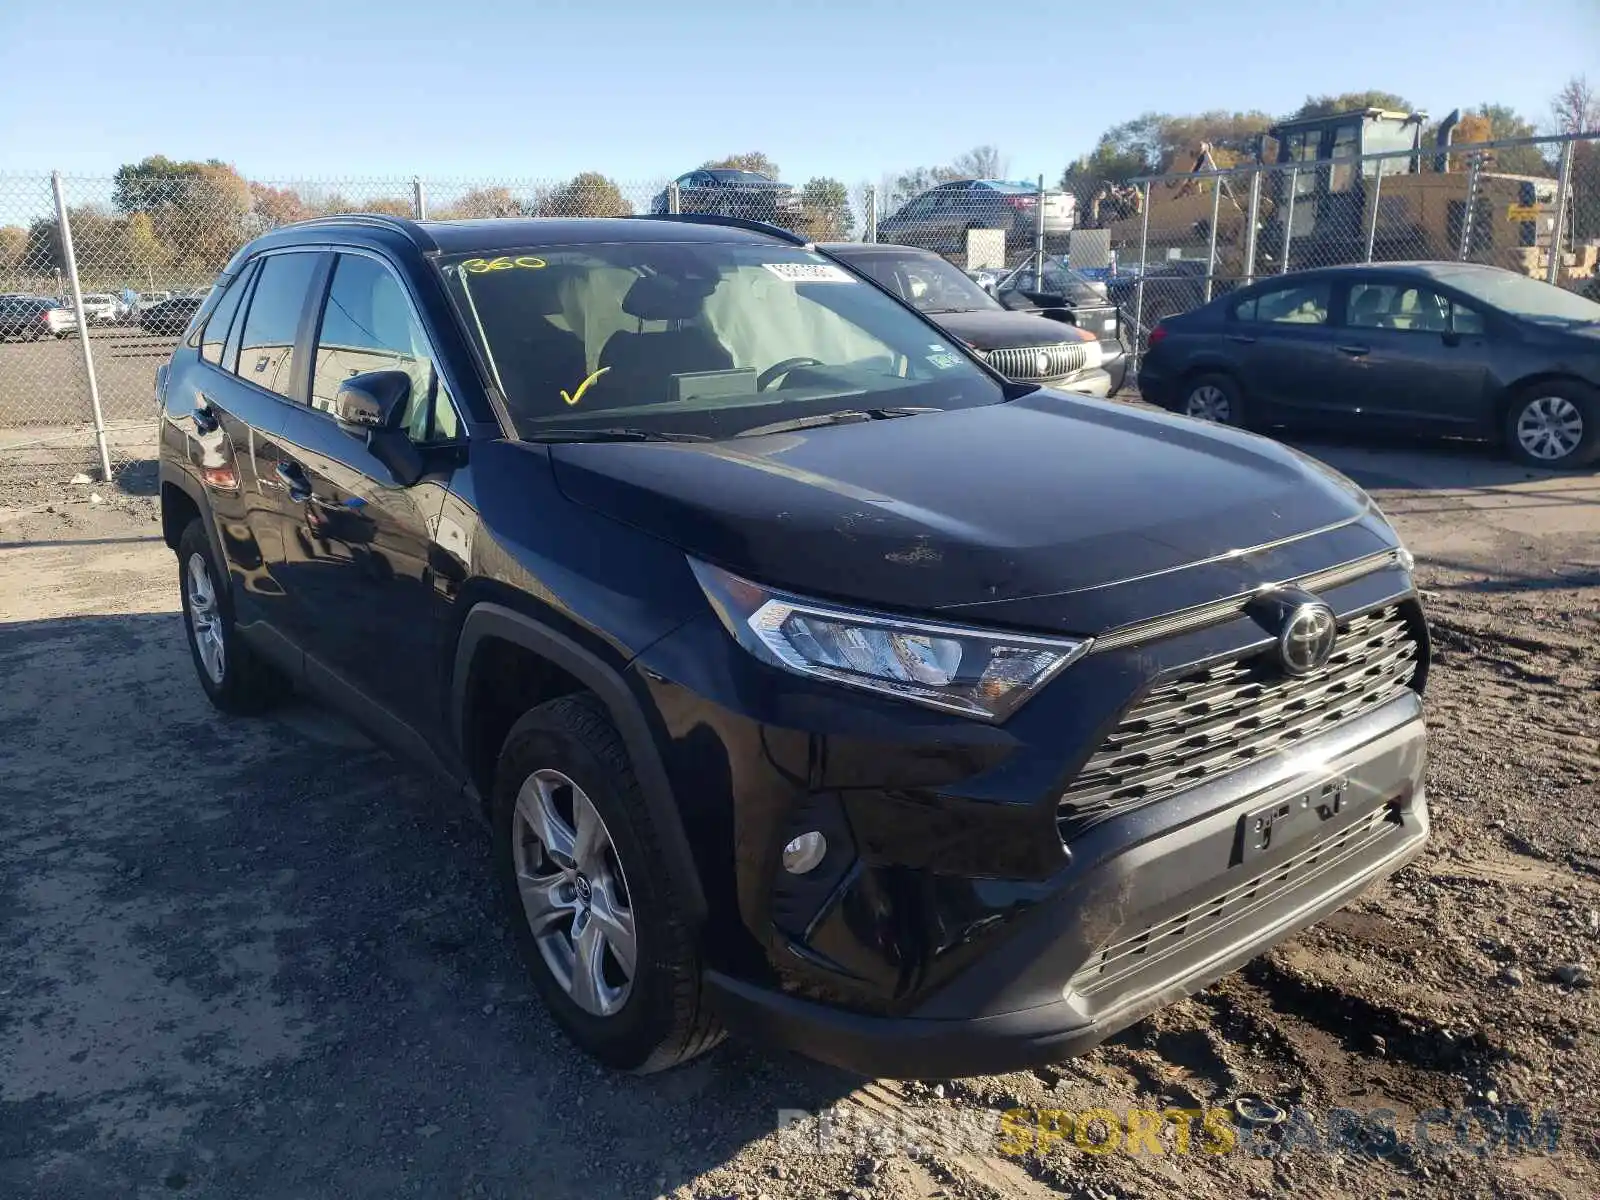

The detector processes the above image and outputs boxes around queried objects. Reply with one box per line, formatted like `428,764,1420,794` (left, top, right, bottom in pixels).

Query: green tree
537,173,632,217
1291,91,1414,120
703,152,781,180
111,156,252,273
1467,103,1549,176
798,177,853,240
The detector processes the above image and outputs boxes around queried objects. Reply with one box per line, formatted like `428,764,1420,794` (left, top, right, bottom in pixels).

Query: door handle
193,402,219,434
275,461,313,503
1226,334,1257,345
1336,344,1370,357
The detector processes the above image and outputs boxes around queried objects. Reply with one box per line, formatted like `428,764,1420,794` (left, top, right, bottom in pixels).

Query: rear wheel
1504,384,1598,469
177,518,290,714
1180,372,1247,428
493,694,722,1073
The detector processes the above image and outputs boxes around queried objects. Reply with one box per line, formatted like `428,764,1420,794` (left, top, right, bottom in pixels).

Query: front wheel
493,694,723,1073
1504,384,1598,469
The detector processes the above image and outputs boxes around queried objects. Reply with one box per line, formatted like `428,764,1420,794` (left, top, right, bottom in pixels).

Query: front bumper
706,697,1428,1078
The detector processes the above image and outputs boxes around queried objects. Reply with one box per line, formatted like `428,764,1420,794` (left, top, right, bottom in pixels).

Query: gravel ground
1,435,1596,1200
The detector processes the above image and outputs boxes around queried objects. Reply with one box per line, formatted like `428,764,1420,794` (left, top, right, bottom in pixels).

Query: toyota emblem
1279,602,1338,675
1245,587,1339,676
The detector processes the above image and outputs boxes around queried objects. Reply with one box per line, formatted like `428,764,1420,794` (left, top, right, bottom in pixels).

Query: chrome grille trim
985,342,1087,381
1068,802,1401,998
1090,548,1403,653
1058,605,1420,837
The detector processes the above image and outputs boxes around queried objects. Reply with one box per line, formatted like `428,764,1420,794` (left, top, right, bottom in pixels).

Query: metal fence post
1547,139,1575,285
1458,154,1483,261
1203,176,1221,303
1034,174,1047,277
1131,182,1152,370
1364,159,1385,262
865,185,877,243
1242,166,1262,284
667,181,681,215
412,176,427,220
51,171,112,482
1280,167,1298,274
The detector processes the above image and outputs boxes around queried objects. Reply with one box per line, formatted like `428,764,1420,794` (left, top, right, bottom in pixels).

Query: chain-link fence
2,138,1597,482
1113,131,1600,363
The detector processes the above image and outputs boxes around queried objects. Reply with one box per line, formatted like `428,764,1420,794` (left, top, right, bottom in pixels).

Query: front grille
1068,801,1403,999
985,342,1087,381
1058,605,1420,839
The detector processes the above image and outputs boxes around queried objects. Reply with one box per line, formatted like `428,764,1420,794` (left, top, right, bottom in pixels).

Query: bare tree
947,145,1007,180
1550,75,1599,135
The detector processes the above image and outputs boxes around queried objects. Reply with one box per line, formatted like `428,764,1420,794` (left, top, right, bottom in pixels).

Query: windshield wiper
735,407,937,438
521,427,710,444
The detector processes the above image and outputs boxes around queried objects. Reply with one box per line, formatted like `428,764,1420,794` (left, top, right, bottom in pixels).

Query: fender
158,458,230,582
451,602,708,922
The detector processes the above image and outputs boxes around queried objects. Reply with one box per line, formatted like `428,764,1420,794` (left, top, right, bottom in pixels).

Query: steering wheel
758,356,825,392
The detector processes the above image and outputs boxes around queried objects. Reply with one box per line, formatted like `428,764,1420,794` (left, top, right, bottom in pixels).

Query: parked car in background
876,181,1074,257
139,295,204,336
158,210,1430,1080
0,297,75,340
992,257,1126,354
78,293,121,324
649,169,802,227
134,291,173,315
825,242,1123,395
1139,261,1600,469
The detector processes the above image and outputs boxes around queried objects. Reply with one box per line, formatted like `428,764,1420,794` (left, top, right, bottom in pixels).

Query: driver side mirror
334,369,424,486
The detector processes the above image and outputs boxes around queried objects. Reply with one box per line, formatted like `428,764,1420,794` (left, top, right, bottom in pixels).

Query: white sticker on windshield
926,352,962,370
763,262,856,284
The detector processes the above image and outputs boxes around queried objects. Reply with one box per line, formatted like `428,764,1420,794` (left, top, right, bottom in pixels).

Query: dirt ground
1,435,1596,1200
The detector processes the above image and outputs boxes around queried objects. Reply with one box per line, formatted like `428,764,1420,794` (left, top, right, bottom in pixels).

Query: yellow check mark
561,367,610,407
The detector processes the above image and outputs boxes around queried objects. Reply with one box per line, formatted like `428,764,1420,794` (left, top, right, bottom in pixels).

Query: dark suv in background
157,211,1430,1077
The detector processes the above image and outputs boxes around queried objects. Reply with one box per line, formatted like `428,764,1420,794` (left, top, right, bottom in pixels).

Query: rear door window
1239,281,1333,325
200,263,257,368
236,252,322,399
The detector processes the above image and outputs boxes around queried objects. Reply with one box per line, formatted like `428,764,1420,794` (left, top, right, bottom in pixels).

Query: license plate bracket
1239,775,1348,862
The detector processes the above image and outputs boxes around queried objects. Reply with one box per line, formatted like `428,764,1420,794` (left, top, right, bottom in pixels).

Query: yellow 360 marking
461,255,547,273
560,366,610,407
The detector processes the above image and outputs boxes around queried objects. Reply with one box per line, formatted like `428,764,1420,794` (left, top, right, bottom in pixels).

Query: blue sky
2,0,1596,188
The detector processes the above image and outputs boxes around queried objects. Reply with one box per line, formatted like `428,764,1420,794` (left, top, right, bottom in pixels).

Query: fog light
782,831,827,874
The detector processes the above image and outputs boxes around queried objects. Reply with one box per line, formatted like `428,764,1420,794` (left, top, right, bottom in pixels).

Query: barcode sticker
762,262,856,284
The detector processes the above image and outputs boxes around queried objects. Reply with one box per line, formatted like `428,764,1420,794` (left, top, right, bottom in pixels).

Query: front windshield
847,252,1001,314
440,241,1006,438
1447,270,1600,324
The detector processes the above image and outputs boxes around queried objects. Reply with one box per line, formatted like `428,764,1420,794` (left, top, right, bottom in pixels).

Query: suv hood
549,394,1398,635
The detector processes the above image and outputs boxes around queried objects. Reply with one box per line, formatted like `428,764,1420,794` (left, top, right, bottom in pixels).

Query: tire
1503,383,1599,469
176,518,290,714
1179,371,1248,428
492,693,722,1074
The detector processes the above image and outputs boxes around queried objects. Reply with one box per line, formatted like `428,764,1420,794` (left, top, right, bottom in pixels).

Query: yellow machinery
1095,109,1592,286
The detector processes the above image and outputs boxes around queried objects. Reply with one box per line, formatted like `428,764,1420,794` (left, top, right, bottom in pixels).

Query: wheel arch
452,602,708,922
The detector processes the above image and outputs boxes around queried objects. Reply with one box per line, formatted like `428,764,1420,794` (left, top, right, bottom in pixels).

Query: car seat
596,273,733,403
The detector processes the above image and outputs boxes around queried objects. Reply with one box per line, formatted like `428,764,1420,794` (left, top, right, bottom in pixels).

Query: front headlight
690,560,1090,721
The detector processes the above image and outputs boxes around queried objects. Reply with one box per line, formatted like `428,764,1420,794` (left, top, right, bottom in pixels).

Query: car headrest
621,272,715,321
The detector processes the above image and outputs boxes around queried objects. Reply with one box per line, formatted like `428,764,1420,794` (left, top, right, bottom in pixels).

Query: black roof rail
632,212,810,246
282,212,438,253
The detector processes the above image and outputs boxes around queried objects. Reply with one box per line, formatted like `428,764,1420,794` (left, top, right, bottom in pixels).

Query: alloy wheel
1515,396,1583,462
512,768,637,1017
1185,384,1231,423
185,553,226,684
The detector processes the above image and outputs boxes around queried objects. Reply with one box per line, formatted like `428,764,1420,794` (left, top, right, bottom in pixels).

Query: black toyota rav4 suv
157,212,1430,1078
